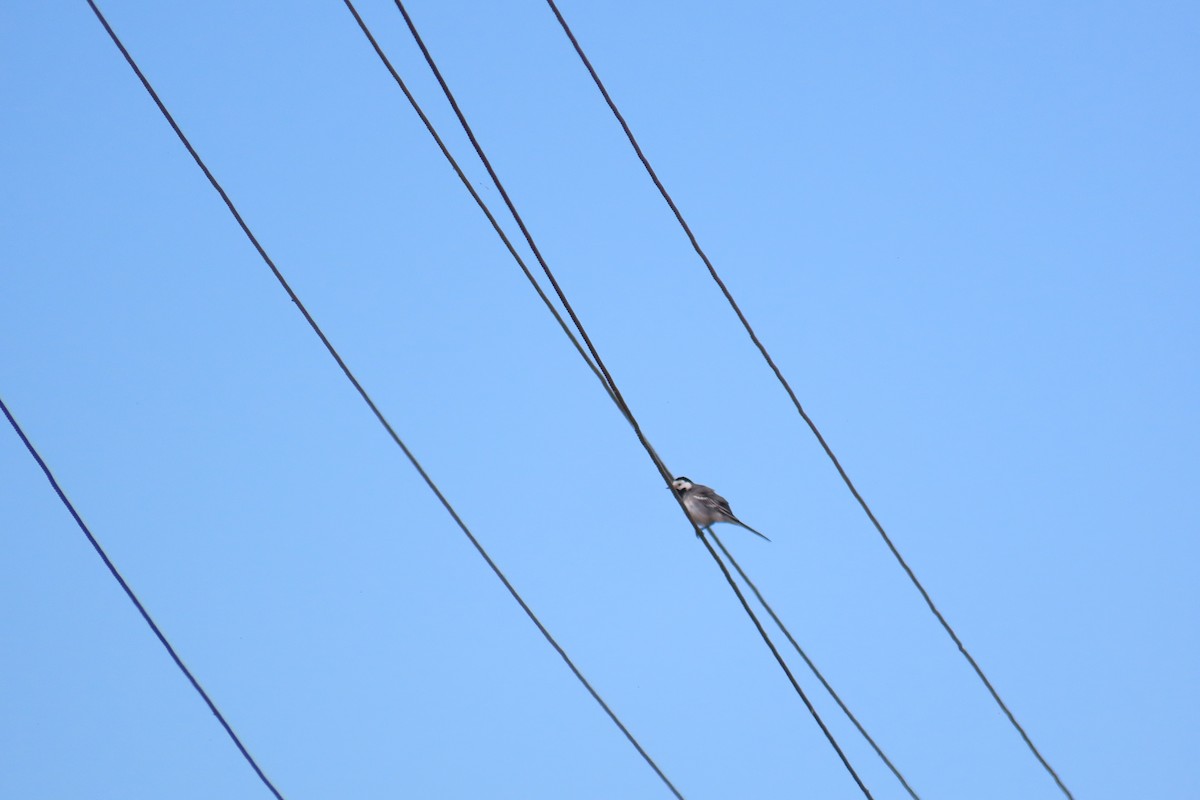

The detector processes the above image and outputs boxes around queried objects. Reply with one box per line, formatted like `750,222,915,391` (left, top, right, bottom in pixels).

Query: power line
1,394,286,800
81,2,683,797
382,0,665,493
709,530,921,800
342,4,903,792
542,3,1074,798
336,0,617,407
696,527,876,799
368,3,876,796
339,0,617,408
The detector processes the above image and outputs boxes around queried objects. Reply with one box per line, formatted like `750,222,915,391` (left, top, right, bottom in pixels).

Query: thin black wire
386,0,668,493
544,3,1074,798
372,4,875,797
709,530,920,800
82,3,683,797
697,525,876,800
338,0,617,407
1,394,286,800
344,6,892,794
350,1,905,789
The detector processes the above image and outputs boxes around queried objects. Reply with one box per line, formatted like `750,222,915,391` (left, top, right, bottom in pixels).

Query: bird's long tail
737,521,771,542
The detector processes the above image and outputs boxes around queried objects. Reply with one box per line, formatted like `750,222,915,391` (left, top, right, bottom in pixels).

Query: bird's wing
698,485,770,541
696,487,735,518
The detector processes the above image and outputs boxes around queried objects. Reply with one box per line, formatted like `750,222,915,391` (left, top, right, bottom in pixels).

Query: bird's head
671,477,694,494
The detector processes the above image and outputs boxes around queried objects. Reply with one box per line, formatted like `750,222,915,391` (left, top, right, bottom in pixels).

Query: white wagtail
671,476,770,541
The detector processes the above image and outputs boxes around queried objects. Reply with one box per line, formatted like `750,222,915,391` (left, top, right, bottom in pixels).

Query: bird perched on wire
671,477,770,541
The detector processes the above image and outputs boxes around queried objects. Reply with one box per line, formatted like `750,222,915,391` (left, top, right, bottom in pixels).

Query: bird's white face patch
672,477,693,492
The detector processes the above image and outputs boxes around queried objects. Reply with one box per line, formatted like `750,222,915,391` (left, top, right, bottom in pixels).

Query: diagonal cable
542,3,1074,798
82,2,683,797
360,3,876,796
342,5,907,793
709,529,921,800
339,1,619,406
383,0,666,492
694,524,876,799
1,394,286,800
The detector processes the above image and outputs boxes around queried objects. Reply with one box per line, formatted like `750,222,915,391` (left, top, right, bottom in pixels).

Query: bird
671,476,770,541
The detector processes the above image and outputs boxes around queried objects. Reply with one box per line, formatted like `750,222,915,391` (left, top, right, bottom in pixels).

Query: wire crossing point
374,3,880,796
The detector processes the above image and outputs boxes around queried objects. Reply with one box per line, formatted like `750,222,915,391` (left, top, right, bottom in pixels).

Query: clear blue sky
2,2,1197,798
